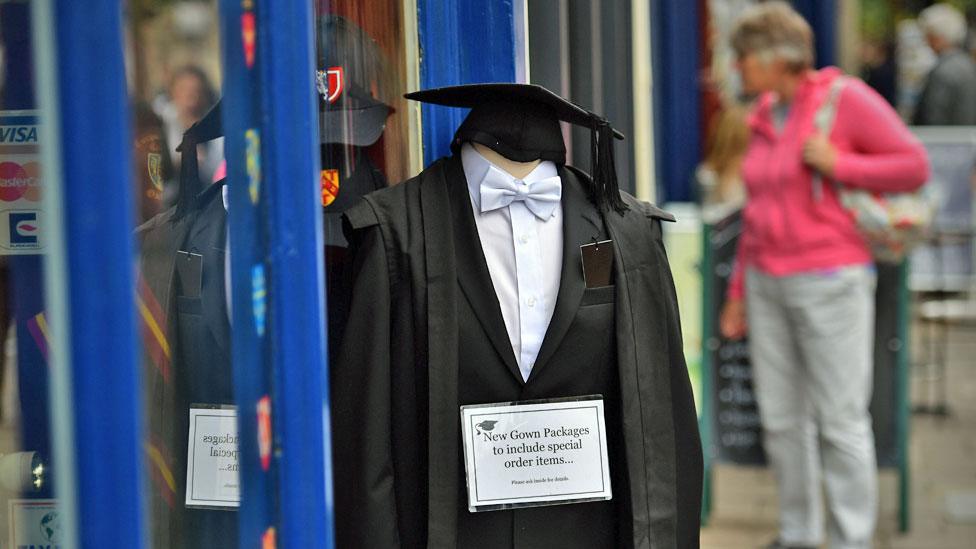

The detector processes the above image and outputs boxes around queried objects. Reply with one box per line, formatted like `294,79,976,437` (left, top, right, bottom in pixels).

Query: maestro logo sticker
6,210,41,250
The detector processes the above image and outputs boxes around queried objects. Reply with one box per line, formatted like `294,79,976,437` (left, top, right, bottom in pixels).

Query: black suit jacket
449,159,625,548
137,181,237,549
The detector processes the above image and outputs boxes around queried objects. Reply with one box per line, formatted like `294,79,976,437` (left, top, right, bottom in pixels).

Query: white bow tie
479,165,562,220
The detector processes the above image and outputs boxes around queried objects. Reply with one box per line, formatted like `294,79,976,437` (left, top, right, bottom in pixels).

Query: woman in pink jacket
718,4,929,549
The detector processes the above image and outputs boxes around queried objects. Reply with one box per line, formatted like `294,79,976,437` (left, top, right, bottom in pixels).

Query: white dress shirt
222,184,232,323
460,143,564,381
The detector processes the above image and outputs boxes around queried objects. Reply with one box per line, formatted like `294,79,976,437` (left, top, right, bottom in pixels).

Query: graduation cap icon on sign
475,420,499,435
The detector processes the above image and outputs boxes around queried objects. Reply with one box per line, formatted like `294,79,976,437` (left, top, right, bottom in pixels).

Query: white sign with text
460,396,612,512
185,407,240,508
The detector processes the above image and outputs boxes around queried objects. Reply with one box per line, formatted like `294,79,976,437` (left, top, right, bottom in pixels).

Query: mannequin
473,142,541,179
331,83,702,549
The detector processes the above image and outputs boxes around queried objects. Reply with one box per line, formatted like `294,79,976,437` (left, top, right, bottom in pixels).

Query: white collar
460,143,559,211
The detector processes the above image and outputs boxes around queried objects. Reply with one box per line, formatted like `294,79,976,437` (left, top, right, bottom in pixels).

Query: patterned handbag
813,76,937,263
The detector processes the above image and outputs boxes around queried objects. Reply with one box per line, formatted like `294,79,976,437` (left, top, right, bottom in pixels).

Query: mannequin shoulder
618,191,676,222
345,173,422,228
562,164,676,223
135,206,177,238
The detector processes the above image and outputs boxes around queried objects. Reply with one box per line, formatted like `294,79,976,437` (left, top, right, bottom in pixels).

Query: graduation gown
332,155,702,548
137,181,238,549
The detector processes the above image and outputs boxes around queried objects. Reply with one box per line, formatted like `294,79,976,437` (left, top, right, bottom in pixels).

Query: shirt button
526,297,537,307
519,234,529,244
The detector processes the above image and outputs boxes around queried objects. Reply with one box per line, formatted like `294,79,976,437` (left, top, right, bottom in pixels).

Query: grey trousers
746,266,878,549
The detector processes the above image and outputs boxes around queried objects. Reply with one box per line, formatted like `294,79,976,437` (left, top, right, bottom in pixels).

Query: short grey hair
730,1,814,72
919,3,968,47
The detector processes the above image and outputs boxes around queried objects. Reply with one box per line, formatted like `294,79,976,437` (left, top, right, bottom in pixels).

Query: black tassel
173,102,223,220
174,134,203,220
589,116,628,215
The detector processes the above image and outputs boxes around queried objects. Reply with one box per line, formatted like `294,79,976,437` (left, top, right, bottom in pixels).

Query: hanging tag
176,250,203,298
580,239,613,288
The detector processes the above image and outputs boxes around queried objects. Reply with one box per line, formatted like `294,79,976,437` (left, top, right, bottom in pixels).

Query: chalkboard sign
704,210,766,464
908,128,976,292
703,209,905,468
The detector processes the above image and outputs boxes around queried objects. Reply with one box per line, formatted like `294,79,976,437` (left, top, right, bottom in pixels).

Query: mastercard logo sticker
0,161,40,203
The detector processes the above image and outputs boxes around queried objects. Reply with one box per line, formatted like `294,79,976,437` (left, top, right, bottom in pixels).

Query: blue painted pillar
651,0,701,202
416,0,519,164
255,1,333,546
218,1,277,546
792,0,837,67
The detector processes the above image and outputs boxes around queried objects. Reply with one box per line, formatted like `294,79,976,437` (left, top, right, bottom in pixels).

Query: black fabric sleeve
331,216,402,548
656,218,704,548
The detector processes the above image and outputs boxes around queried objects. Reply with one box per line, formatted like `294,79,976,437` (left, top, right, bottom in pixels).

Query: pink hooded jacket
728,67,929,299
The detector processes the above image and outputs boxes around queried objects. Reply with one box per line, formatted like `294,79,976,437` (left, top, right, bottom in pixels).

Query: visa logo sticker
0,111,40,146
0,125,38,144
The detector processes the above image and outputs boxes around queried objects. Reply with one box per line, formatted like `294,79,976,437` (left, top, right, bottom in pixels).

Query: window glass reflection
316,1,412,346
126,2,235,547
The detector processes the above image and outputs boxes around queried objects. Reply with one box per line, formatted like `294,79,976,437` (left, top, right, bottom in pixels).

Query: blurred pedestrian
720,3,929,548
154,65,223,185
913,3,976,125
696,105,749,210
860,39,898,108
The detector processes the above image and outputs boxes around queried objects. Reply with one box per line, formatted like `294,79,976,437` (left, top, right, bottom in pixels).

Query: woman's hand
802,133,837,178
719,298,748,340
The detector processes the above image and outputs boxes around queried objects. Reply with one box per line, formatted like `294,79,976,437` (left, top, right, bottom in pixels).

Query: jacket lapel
444,156,523,385
182,181,224,252
180,182,230,355
528,166,604,380
421,159,461,547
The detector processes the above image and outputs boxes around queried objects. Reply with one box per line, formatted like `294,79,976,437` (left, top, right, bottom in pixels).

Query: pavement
701,320,976,548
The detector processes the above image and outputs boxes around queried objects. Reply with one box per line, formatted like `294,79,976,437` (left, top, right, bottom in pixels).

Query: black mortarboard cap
405,83,627,214
175,100,223,218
